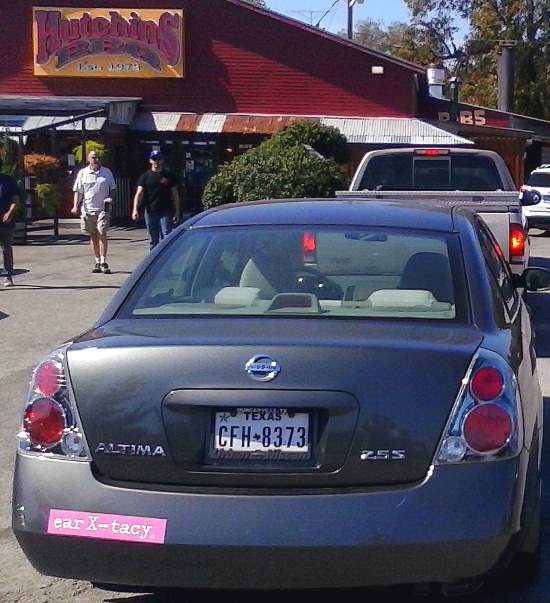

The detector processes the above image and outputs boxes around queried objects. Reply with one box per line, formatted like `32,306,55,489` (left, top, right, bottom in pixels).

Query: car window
527,172,550,187
120,226,466,322
476,220,518,320
359,154,504,191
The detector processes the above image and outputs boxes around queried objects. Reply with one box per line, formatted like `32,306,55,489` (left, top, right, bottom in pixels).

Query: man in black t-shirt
132,150,181,249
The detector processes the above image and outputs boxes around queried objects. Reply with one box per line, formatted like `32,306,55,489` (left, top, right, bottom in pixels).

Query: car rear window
120,226,465,322
359,154,504,191
527,172,550,187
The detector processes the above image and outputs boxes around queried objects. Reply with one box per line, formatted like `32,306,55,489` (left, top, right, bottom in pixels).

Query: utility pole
347,0,365,40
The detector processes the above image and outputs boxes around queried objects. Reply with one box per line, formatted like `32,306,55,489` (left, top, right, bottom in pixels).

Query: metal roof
131,112,472,146
320,117,473,145
22,116,106,131
198,114,227,133
130,112,185,132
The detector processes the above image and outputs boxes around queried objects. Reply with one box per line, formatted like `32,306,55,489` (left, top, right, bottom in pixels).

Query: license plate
212,407,310,460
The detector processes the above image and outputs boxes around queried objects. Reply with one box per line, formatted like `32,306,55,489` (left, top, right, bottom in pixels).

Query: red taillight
510,224,525,258
471,367,504,401
463,403,513,453
34,361,63,397
415,149,449,156
303,232,316,253
24,398,66,449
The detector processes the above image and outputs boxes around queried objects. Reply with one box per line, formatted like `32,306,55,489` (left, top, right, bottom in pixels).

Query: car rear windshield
119,226,465,321
527,172,550,187
358,154,504,191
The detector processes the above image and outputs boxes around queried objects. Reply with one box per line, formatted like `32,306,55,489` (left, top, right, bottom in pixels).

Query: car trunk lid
67,318,482,488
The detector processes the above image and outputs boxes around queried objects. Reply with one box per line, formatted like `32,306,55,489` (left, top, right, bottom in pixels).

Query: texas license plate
212,408,310,460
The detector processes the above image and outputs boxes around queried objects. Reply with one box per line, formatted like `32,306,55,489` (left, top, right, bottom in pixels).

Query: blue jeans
145,210,173,250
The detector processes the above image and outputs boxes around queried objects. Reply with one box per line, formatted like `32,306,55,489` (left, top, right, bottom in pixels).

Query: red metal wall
0,0,420,117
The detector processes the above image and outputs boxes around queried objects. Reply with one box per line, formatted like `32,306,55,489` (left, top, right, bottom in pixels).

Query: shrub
202,122,348,209
0,133,18,177
35,183,60,216
72,140,109,164
271,122,349,164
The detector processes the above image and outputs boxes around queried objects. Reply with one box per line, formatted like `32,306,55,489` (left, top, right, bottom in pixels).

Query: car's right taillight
17,346,90,460
435,349,522,464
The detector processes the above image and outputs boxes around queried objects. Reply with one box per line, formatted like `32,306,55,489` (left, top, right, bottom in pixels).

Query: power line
287,10,326,26
315,0,341,28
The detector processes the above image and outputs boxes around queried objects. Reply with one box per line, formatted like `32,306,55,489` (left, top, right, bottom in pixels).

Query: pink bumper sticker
47,510,167,544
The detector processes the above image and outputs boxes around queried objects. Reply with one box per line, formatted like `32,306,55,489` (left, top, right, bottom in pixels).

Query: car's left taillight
17,347,89,460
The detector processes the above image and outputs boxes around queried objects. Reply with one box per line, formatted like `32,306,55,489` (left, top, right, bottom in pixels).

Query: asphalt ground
1,226,550,602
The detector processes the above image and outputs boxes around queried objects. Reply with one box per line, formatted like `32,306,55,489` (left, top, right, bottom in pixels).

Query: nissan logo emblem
245,355,281,382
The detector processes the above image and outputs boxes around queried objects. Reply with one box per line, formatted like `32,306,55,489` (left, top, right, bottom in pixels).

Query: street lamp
347,0,365,40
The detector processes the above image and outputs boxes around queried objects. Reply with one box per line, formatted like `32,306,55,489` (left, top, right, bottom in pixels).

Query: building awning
131,113,473,146
22,116,107,132
0,95,141,126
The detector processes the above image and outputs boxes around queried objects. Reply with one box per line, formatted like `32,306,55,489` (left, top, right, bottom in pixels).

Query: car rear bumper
12,452,527,590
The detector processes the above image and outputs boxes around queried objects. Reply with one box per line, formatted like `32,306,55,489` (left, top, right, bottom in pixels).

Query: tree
72,140,109,164
202,123,347,209
404,0,550,119
350,18,446,65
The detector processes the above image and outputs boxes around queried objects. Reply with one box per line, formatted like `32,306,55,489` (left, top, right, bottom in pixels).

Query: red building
1,0,548,214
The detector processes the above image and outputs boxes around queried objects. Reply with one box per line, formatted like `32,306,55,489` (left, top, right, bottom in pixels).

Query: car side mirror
518,267,550,291
520,190,542,207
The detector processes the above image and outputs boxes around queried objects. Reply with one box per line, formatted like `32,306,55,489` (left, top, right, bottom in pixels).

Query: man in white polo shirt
72,150,117,274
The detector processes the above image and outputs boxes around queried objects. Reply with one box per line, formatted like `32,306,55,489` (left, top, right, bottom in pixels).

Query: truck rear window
359,154,504,191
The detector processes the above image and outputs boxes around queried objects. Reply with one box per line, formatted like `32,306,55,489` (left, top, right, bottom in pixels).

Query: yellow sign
33,7,184,78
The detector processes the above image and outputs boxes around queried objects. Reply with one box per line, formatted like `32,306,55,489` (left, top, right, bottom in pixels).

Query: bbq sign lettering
33,7,184,78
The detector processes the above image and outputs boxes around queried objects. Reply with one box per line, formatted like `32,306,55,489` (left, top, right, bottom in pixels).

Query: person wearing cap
72,150,117,274
132,151,181,250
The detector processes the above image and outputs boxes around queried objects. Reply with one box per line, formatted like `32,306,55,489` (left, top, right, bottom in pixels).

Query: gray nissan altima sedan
12,199,548,595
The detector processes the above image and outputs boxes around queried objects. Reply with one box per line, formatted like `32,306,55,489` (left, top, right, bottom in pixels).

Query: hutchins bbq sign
33,7,184,78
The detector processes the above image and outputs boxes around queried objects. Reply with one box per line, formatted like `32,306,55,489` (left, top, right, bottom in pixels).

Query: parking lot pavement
1,228,550,602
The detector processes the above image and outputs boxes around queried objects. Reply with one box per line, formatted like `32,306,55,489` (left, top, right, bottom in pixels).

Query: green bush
0,133,18,177
202,123,348,209
72,140,109,164
35,183,60,217
271,122,349,164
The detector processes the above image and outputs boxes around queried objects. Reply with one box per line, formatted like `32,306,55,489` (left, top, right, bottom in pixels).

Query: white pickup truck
338,148,529,274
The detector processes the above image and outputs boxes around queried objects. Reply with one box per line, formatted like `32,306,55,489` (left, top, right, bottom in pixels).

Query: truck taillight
303,232,317,263
435,350,522,465
510,224,525,257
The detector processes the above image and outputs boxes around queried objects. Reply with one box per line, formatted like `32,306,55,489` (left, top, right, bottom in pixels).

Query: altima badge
245,355,281,382
95,443,166,457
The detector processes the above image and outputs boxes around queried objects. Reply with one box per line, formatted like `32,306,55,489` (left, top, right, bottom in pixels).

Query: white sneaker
4,277,14,287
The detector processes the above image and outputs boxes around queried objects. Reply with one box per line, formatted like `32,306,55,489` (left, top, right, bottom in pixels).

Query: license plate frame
209,407,311,461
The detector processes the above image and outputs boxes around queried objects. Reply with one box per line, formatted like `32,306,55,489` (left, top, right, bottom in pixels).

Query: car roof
190,199,462,232
531,165,550,173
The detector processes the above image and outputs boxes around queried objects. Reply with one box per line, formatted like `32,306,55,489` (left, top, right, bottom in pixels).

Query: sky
267,0,412,32
265,0,468,42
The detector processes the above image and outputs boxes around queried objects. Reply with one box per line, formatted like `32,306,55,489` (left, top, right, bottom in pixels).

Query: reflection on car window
120,226,463,321
476,221,518,319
